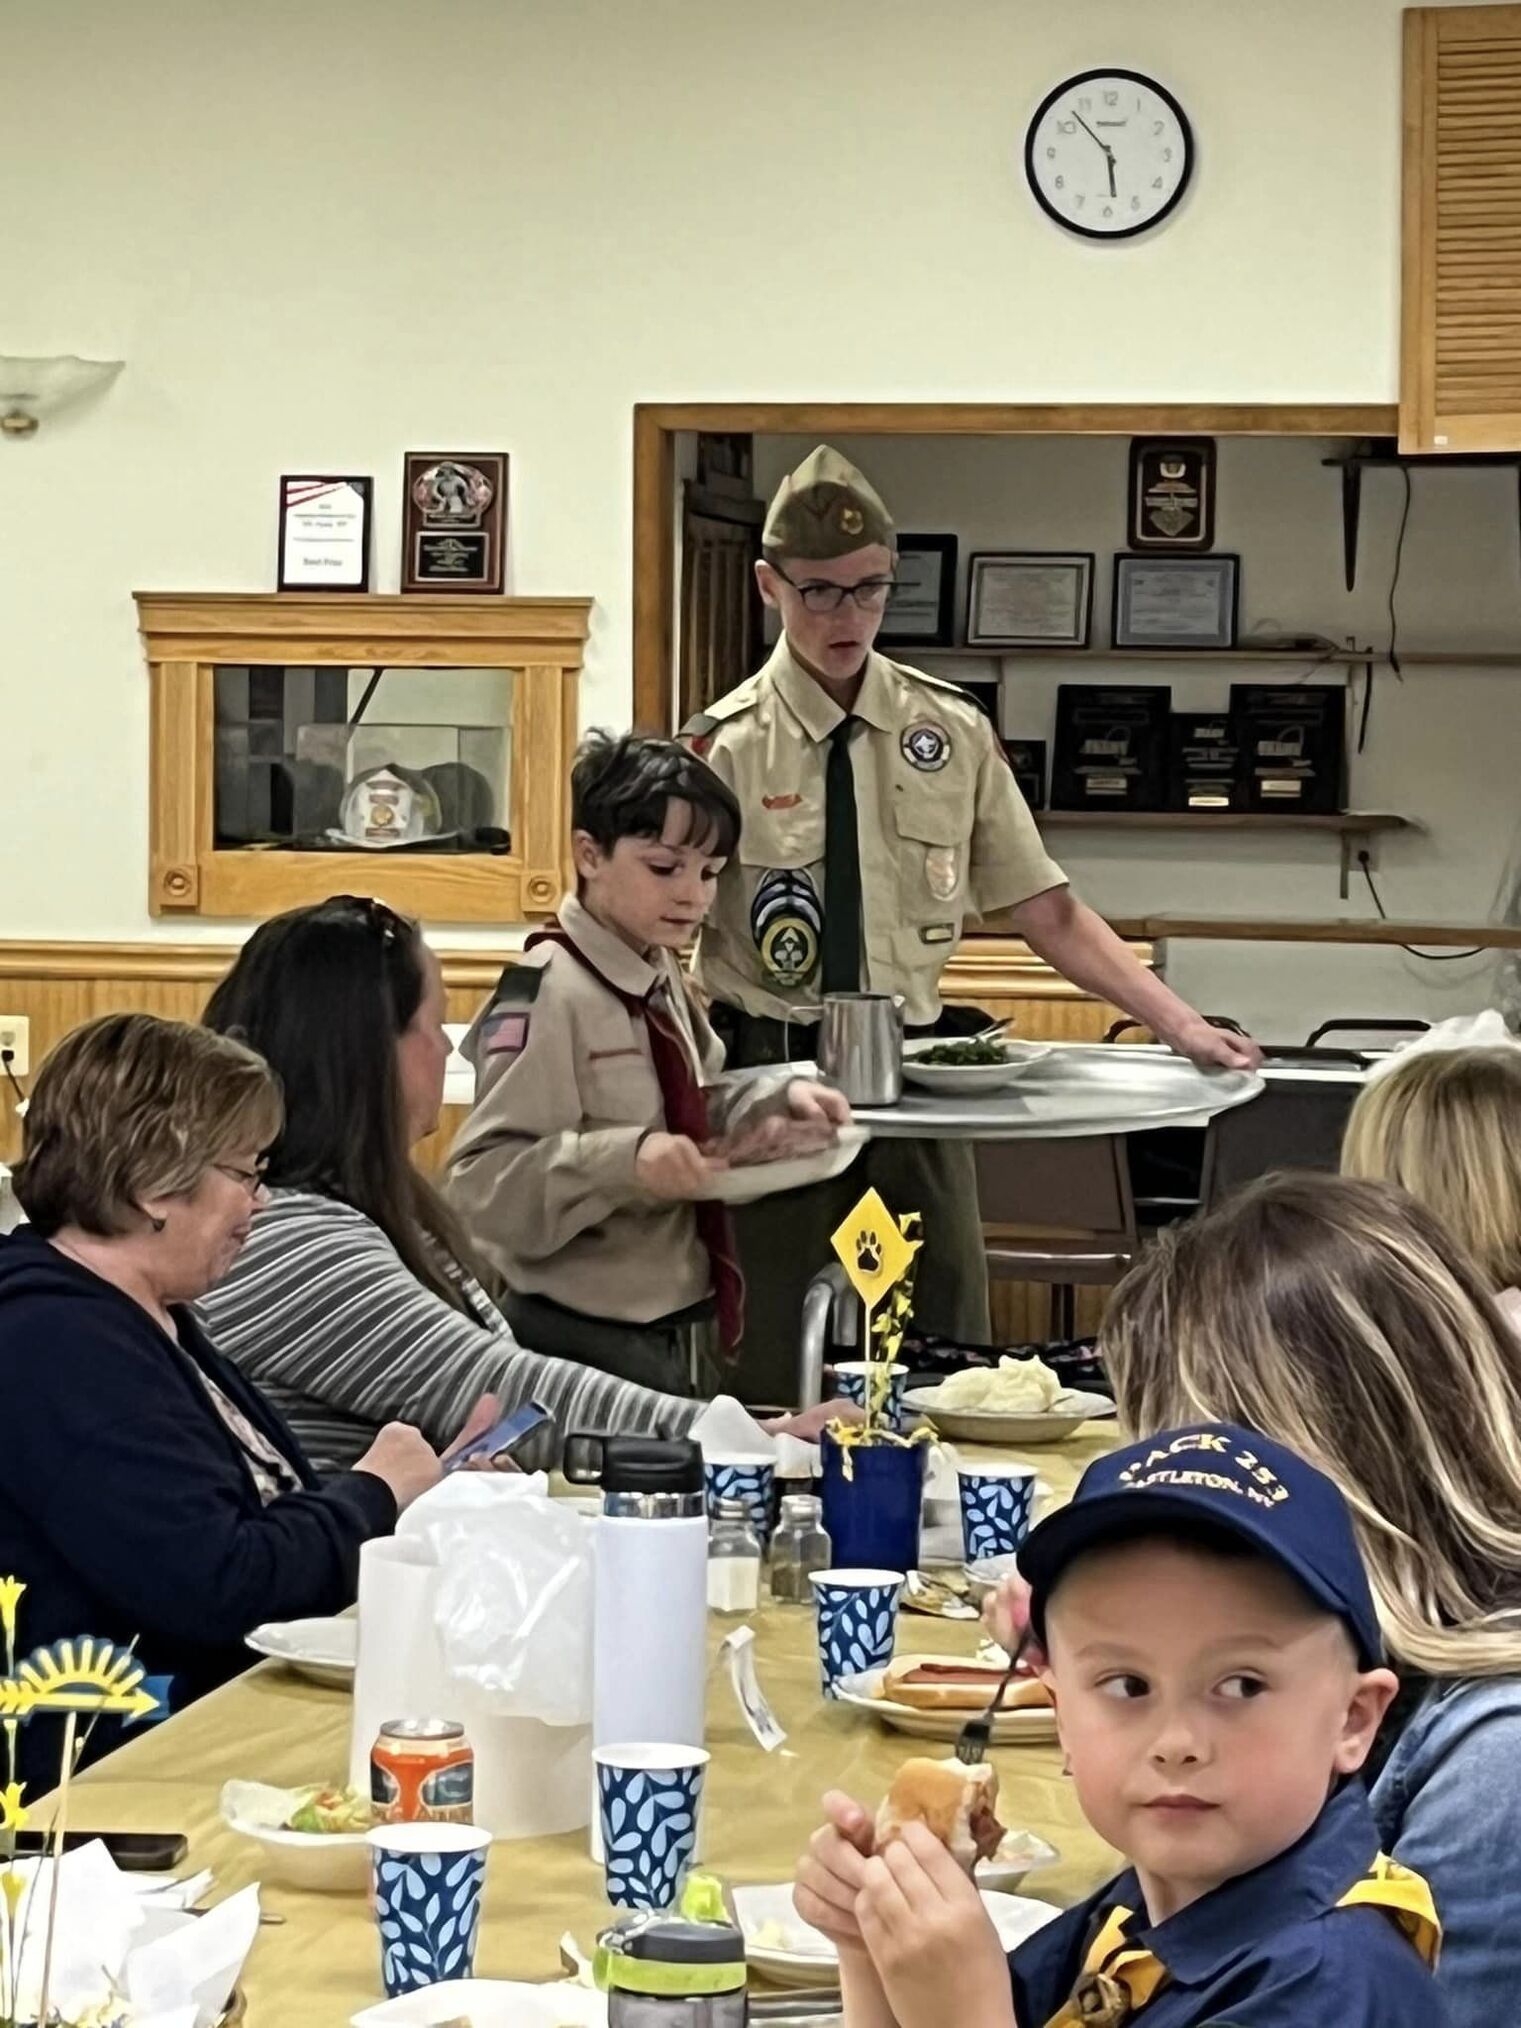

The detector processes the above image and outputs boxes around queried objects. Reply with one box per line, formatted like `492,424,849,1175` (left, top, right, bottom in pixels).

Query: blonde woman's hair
14,1012,283,1239
1101,1171,1521,1678
1342,1045,1521,1294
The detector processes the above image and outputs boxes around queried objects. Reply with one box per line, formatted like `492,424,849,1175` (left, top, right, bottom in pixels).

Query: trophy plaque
1128,438,1216,551
401,451,507,593
1052,685,1170,811
1230,683,1347,814
1003,737,1047,811
278,475,373,591
1167,711,1240,811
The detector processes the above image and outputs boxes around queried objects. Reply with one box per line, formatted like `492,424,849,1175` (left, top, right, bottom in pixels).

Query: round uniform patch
751,868,823,986
901,720,951,771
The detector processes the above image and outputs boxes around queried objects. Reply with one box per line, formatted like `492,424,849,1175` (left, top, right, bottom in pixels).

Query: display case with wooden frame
135,592,589,922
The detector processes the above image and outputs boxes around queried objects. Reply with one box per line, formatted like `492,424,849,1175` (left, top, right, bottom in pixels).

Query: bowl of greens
901,1036,1054,1094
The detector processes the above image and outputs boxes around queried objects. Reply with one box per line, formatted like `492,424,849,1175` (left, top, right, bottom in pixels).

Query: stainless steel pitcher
816,992,903,1106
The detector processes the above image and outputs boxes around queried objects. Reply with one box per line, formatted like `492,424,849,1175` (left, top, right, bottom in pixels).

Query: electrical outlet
0,1016,30,1077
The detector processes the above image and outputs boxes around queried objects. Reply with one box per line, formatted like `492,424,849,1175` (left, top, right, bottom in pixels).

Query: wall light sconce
0,354,124,437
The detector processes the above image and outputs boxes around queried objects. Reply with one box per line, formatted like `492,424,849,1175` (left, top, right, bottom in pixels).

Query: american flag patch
483,1010,530,1055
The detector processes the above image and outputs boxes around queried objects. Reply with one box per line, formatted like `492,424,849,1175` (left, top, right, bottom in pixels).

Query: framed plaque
878,534,957,648
1230,683,1347,814
1003,737,1047,810
401,451,508,594
1128,438,1216,551
1167,711,1240,811
1052,684,1170,811
277,475,373,592
1113,554,1239,650
966,551,1093,648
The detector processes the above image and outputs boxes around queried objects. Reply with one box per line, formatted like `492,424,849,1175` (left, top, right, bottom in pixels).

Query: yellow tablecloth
55,1429,1120,2024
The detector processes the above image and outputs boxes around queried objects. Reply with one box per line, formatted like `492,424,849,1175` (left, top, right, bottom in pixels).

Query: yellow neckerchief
1041,1855,1441,2028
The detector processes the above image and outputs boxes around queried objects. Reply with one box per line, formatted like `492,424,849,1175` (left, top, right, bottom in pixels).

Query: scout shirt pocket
737,795,826,994
581,1044,659,1128
891,779,972,981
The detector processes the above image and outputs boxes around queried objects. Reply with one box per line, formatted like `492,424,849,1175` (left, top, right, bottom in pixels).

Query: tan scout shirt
690,639,1067,1028
445,895,772,1327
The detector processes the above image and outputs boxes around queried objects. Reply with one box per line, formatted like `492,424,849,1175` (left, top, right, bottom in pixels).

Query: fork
955,1628,1033,1765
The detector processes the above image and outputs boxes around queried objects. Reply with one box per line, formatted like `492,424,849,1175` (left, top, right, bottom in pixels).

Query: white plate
732,1882,1059,1986
905,1388,1116,1446
220,1782,370,1892
702,1125,868,1205
831,1663,1059,1745
245,1616,357,1688
901,1040,1054,1094
353,1984,606,2027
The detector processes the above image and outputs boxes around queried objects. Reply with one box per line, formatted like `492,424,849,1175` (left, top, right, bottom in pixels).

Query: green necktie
821,717,862,994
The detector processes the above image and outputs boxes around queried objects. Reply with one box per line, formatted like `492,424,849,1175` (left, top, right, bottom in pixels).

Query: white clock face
1025,69,1193,240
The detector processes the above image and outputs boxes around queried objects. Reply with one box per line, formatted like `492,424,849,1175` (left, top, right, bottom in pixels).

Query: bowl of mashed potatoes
904,1357,1115,1443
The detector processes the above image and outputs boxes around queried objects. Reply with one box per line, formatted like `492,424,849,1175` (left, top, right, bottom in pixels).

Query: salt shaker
707,1497,761,1613
769,1493,831,1604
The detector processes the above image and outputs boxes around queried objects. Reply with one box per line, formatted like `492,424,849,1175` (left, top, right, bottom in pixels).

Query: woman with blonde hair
1342,1043,1521,1326
1094,1170,1521,2026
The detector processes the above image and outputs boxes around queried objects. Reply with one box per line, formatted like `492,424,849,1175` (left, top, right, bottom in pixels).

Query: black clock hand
1072,110,1110,155
1106,153,1117,199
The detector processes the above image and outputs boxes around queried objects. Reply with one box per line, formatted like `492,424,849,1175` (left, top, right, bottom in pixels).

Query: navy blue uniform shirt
1009,1783,1446,2026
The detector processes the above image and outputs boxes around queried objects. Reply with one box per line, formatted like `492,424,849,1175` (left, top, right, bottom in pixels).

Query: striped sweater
198,1189,702,1474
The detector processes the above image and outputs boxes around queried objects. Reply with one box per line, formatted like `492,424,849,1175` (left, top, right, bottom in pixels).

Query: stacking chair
974,1133,1139,1339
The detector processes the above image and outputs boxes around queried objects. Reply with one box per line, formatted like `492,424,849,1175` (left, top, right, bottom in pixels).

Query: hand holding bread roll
874,1756,1006,1874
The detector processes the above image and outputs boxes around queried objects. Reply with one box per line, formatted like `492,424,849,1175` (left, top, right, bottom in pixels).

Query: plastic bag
398,1473,594,1726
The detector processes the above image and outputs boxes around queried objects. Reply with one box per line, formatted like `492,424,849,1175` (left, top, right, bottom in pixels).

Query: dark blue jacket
1010,1782,1446,2026
0,1229,396,1793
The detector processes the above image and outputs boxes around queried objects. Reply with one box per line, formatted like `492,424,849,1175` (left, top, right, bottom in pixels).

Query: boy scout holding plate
686,445,1259,1402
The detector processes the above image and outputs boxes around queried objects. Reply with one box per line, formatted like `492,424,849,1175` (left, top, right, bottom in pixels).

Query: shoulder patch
488,961,545,1009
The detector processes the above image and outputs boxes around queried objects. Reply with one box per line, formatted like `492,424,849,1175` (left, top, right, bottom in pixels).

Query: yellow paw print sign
831,1187,919,1313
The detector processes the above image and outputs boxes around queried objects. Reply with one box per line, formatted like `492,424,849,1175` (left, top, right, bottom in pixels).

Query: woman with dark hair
199,895,826,1471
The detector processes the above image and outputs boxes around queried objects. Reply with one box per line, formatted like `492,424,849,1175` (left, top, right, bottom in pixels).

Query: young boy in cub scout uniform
444,731,850,1396
685,445,1260,1400
796,1423,1446,2028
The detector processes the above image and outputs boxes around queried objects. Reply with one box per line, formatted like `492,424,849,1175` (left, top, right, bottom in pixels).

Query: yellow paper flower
0,1578,23,1648
0,1783,23,1834
1,1859,22,1921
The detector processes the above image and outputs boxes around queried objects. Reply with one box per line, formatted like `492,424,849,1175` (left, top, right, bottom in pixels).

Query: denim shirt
1371,1673,1521,2028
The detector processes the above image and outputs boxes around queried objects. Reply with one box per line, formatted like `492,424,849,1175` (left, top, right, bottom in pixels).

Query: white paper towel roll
350,1536,591,1841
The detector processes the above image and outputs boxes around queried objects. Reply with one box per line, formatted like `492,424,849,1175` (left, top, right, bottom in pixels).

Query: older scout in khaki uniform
686,445,1260,1402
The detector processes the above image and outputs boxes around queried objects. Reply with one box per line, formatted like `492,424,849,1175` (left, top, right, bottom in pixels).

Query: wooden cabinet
1403,4,1521,451
135,593,589,922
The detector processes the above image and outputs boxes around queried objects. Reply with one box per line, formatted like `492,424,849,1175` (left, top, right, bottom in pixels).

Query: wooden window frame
135,591,590,922
632,402,1398,732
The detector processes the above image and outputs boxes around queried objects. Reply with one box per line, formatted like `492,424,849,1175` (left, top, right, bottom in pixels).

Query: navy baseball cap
1019,1422,1383,1668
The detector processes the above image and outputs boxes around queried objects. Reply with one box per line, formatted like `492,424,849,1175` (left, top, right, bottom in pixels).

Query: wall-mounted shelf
1032,808,1412,900
1324,443,1521,591
913,643,1521,668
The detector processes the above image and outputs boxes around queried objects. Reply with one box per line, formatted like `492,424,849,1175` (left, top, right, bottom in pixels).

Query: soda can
370,1716,475,1825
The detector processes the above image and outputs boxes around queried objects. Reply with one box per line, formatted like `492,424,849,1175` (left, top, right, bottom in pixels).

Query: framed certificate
878,533,957,647
277,475,373,592
966,551,1094,648
1112,554,1239,650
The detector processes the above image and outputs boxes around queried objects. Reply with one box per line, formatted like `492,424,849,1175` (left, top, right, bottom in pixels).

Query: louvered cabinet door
1403,5,1521,450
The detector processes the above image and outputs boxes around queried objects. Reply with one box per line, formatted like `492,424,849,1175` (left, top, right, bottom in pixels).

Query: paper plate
901,1039,1054,1094
352,1984,607,2027
245,1616,356,1688
905,1388,1116,1446
831,1662,1059,1745
702,1125,867,1205
732,1882,1059,1987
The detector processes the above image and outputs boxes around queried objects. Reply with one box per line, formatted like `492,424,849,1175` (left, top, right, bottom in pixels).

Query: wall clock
1025,69,1193,240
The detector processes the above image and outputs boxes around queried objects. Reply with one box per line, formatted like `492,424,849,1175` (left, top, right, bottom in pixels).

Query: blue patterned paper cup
956,1462,1039,1562
594,1743,710,1911
809,1566,904,1698
704,1455,776,1541
831,1361,909,1433
368,1821,491,1996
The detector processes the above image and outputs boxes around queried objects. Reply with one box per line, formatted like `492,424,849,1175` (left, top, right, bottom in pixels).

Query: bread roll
875,1757,1005,1873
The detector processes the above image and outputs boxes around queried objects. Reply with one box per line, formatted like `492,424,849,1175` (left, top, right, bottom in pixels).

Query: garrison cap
761,445,895,561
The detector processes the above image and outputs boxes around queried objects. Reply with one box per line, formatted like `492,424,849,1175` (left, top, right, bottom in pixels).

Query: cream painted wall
754,432,1521,1036
0,0,1467,950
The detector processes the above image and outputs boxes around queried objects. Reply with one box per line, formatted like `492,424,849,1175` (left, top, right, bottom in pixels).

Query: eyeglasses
213,1161,269,1199
770,563,897,615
